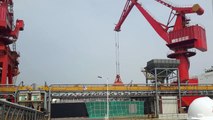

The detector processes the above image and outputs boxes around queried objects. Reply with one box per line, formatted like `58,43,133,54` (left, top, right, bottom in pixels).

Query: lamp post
106,77,109,120
98,76,109,120
48,85,52,120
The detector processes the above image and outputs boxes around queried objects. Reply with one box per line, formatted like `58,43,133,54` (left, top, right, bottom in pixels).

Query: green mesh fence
86,101,144,118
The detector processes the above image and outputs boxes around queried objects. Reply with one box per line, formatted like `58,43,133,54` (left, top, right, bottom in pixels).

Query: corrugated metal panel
161,96,178,114
194,26,207,51
169,26,197,42
168,25,207,51
146,59,179,70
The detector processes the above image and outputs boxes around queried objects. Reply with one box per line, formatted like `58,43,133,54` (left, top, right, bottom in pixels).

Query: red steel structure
0,0,24,85
114,0,207,83
114,0,207,107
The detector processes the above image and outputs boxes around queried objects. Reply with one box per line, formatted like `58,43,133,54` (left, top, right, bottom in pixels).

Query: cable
114,32,120,75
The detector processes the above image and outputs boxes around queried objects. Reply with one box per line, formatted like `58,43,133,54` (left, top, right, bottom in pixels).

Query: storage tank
188,97,213,120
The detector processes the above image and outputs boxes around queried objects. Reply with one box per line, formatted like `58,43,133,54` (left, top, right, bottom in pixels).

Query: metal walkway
0,99,46,120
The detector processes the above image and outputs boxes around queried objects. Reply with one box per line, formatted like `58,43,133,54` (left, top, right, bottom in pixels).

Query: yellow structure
1,84,213,93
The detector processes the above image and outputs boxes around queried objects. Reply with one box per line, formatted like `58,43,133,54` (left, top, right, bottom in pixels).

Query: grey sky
13,0,213,85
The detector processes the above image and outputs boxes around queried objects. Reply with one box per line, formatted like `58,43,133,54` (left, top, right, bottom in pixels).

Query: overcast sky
13,0,213,85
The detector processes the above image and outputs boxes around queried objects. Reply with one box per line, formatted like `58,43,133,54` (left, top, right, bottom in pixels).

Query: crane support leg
0,55,8,84
167,49,196,82
178,55,189,82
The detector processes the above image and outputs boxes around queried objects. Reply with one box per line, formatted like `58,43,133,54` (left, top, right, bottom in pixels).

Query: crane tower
0,0,24,85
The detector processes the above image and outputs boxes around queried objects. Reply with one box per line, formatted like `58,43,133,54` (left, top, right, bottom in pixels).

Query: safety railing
0,99,47,120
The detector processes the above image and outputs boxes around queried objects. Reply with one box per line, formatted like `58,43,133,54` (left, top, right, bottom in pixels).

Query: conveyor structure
1,84,213,117
1,84,213,97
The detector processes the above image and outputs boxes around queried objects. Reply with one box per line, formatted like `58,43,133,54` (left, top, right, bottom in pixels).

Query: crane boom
114,0,169,43
114,0,134,32
133,1,169,43
115,0,205,43
155,0,175,9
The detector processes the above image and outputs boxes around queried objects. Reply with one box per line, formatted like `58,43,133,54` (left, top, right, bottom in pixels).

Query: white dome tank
188,97,213,120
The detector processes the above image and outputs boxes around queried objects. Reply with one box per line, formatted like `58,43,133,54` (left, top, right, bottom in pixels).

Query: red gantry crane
115,0,207,83
114,0,207,107
0,0,24,85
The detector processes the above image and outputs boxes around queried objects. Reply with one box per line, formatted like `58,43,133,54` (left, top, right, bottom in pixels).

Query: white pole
48,86,52,120
106,78,109,120
98,76,109,120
